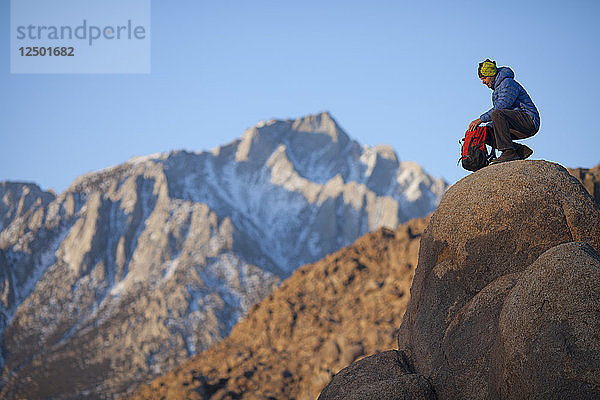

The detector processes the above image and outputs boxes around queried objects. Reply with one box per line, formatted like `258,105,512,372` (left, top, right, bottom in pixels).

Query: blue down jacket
480,67,540,130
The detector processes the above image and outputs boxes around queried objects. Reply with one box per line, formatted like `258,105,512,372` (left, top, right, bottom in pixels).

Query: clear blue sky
2,0,599,193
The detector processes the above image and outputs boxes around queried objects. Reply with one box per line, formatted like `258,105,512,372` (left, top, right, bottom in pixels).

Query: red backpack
459,126,496,171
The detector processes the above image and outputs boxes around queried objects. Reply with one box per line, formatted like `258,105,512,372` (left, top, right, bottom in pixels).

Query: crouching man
468,59,540,164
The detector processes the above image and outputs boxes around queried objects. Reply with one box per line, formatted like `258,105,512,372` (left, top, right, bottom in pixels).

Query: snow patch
17,227,69,305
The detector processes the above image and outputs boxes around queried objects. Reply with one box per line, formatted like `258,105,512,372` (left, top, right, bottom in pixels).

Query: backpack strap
457,139,465,165
488,146,496,162
484,125,497,162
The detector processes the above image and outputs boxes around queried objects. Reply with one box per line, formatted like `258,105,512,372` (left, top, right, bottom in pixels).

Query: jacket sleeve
480,78,520,122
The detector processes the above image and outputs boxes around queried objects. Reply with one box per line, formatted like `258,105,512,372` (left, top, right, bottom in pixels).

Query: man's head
478,59,497,88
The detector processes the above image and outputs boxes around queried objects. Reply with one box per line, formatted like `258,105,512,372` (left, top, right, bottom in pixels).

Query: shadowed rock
436,242,600,399
498,242,600,399
318,350,436,400
397,160,600,399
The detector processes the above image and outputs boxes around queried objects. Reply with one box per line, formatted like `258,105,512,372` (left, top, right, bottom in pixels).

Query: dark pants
488,109,538,151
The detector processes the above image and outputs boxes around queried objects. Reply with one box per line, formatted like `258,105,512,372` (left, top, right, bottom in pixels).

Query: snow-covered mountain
0,111,447,399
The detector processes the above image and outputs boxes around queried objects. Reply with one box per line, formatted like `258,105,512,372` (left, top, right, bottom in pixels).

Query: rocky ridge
0,182,57,356
320,160,600,399
0,112,446,399
569,162,600,203
127,216,428,400
0,182,55,234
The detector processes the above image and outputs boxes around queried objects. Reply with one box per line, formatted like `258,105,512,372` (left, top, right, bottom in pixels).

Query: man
468,59,540,163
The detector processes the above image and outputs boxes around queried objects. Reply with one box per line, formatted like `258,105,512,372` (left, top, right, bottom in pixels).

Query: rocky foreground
320,160,600,399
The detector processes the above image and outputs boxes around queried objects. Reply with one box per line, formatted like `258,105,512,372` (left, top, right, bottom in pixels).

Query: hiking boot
491,148,520,164
515,143,533,160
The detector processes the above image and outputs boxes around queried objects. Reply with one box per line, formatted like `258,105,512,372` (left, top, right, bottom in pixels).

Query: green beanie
478,59,497,78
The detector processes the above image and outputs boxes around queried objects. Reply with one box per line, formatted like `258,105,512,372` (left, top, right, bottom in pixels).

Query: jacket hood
493,67,515,89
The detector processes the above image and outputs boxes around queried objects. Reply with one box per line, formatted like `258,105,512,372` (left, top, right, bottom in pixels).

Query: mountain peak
290,111,343,141
251,111,347,143
235,112,352,173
